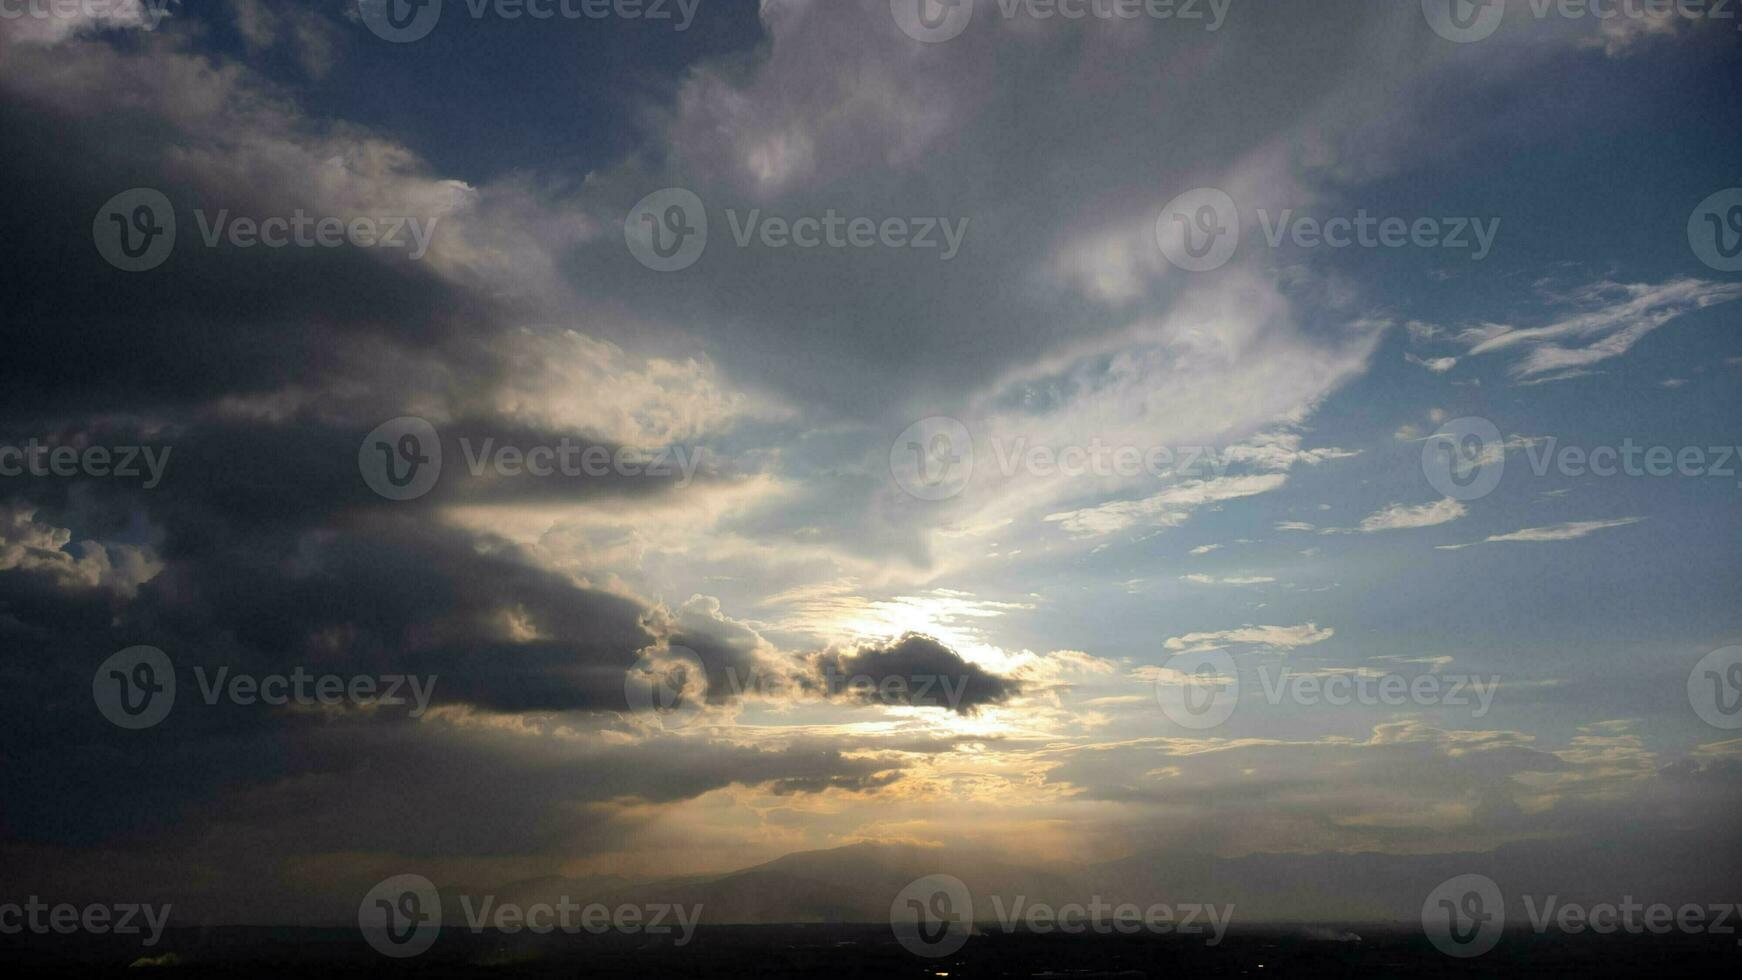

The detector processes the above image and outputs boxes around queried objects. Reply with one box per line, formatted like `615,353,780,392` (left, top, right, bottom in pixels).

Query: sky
1,0,1740,932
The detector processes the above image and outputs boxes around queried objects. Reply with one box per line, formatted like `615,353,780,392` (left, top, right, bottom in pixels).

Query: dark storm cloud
179,723,907,858
669,627,770,704
0,719,910,923
0,507,654,845
808,632,1022,714
0,484,896,852
0,416,712,542
0,99,511,425
0,12,792,873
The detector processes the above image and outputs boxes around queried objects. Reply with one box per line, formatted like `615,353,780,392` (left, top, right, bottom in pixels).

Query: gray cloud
809,633,1022,713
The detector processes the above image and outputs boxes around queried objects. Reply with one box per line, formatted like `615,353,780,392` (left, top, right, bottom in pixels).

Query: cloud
1582,4,1701,55
1405,321,1443,343
1163,623,1335,654
1017,422,1358,543
808,633,1023,714
1044,473,1289,538
492,329,776,448
1355,498,1467,533
1218,430,1361,471
0,503,161,598
1405,353,1458,373
1180,574,1276,586
0,0,167,45
1456,279,1742,381
230,0,338,77
1436,518,1645,550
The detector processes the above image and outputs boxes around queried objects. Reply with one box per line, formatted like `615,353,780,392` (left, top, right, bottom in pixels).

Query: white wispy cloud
1406,353,1458,373
1436,518,1644,550
1180,574,1276,587
1163,623,1334,654
1439,432,1547,481
1354,498,1468,533
1456,278,1742,381
1044,473,1289,538
1405,320,1443,342
1218,430,1361,471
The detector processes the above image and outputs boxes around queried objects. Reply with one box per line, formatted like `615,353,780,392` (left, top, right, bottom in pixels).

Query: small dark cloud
808,633,1022,714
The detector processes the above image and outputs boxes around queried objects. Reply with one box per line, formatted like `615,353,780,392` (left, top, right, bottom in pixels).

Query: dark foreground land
3,924,1739,977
